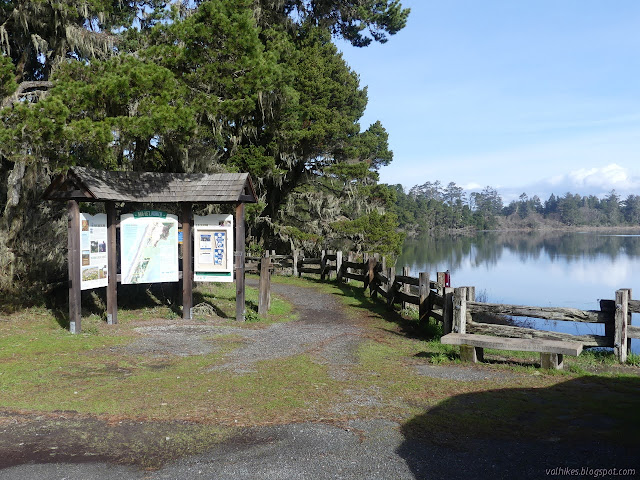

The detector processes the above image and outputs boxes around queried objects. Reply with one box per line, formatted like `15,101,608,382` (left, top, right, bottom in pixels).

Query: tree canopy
0,0,409,293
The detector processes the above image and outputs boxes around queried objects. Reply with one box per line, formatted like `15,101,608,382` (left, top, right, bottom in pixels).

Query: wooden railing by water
247,250,637,364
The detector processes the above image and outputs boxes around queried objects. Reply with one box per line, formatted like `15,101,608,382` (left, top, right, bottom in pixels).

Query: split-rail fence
245,250,638,365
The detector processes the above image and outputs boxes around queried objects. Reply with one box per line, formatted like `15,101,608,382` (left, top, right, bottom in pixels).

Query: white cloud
539,163,640,197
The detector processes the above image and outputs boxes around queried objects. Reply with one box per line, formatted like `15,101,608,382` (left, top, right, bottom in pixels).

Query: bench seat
441,333,583,369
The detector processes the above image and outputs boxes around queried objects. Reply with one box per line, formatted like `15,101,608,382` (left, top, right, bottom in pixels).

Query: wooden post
368,257,378,297
615,288,629,363
293,249,299,277
336,250,343,282
453,287,467,334
258,256,271,316
626,289,633,357
106,201,118,325
466,286,475,328
235,203,246,321
320,249,327,281
442,287,454,334
419,272,429,324
346,251,354,284
387,266,396,308
181,202,193,320
402,266,410,310
67,200,81,334
437,272,446,296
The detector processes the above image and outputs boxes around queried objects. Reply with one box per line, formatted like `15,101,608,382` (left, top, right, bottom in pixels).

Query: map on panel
120,211,179,284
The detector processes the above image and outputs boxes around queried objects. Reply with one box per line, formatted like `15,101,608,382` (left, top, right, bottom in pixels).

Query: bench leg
540,353,563,370
460,345,484,363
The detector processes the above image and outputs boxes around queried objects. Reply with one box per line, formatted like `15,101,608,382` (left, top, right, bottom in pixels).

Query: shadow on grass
44,282,184,329
397,376,640,479
327,279,442,341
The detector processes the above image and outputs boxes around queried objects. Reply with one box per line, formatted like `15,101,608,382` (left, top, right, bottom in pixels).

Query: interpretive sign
80,213,108,290
194,214,234,282
120,211,179,284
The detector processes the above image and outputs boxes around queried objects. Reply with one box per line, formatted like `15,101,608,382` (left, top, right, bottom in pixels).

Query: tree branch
1,80,53,108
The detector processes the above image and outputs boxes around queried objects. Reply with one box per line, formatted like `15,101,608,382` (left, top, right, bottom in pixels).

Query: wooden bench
441,333,583,370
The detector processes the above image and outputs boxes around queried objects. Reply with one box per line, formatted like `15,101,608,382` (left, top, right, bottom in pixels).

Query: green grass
1,273,639,455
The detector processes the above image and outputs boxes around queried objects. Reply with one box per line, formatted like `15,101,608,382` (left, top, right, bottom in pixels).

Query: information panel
80,213,108,290
194,214,233,282
120,211,179,284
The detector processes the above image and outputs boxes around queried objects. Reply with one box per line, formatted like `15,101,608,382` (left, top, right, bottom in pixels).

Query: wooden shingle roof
43,167,257,204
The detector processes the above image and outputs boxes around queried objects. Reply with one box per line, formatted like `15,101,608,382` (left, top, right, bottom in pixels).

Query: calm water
398,230,640,353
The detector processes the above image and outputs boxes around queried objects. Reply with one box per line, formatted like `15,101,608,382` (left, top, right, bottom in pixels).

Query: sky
336,0,640,203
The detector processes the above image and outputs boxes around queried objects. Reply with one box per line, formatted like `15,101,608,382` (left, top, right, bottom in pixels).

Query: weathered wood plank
302,258,322,264
375,285,390,299
343,271,366,282
395,290,420,306
431,293,444,308
375,271,388,284
343,260,365,270
396,275,419,286
430,311,443,323
628,299,640,313
467,320,611,348
467,301,612,324
628,325,640,339
441,333,583,356
299,267,322,274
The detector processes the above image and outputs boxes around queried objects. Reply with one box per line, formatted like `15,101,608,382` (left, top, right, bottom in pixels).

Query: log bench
440,333,583,370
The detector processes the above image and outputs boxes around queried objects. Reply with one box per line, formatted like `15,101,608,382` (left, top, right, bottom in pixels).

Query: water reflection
398,230,640,353
398,230,640,274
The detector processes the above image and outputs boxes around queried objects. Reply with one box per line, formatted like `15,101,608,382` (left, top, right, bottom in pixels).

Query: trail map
120,212,179,284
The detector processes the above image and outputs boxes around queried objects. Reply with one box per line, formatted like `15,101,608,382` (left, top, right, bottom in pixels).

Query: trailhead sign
120,211,179,284
79,213,108,290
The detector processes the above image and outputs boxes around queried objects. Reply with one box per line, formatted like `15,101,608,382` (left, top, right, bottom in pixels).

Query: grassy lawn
0,274,639,461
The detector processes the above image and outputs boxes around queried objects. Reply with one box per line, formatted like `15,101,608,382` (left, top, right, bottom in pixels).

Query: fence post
293,249,299,277
346,251,354,284
368,257,378,297
453,287,467,334
419,272,429,324
401,266,410,311
437,272,446,296
615,289,629,363
258,256,271,316
336,250,343,282
442,287,454,334
627,289,633,357
320,249,327,281
387,267,396,308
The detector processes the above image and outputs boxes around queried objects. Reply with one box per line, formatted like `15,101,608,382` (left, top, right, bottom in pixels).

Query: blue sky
337,0,640,203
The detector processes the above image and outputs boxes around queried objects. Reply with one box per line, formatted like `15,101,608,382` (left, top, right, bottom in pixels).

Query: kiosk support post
67,199,81,333
106,201,118,324
182,202,193,320
235,202,246,321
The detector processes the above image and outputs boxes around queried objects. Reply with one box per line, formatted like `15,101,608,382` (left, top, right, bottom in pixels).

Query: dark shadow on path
396,376,640,479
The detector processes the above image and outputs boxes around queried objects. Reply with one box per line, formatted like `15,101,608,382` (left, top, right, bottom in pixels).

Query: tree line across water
390,180,640,236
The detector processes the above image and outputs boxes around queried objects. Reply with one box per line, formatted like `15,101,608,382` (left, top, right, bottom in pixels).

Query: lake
397,230,640,354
